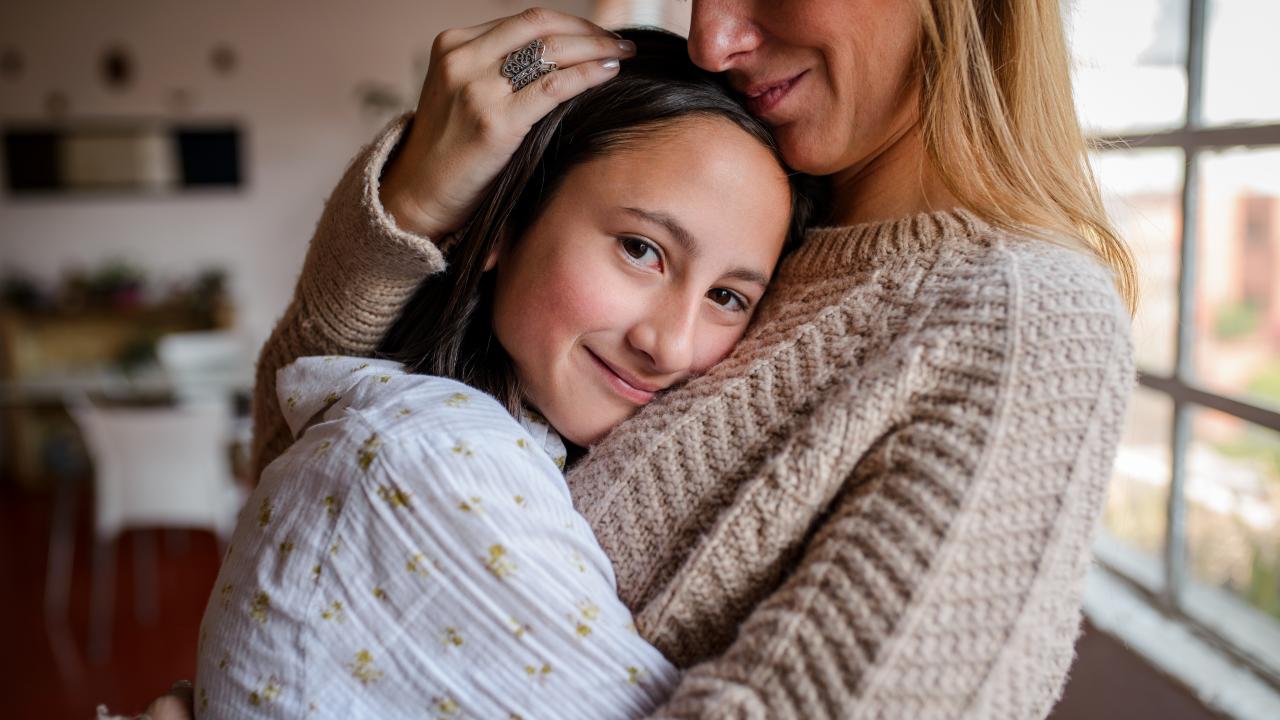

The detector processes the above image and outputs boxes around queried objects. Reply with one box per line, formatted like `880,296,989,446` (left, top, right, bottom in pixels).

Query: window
1076,0,1280,686
594,0,690,34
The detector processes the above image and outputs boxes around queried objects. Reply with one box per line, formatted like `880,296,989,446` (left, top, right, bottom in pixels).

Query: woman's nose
626,298,699,376
687,0,763,73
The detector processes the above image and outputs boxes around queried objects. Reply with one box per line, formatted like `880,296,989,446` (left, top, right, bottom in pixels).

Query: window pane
594,0,690,34
1094,149,1182,376
1097,388,1173,590
1194,148,1280,412
1203,0,1280,126
1184,408,1280,671
1069,0,1188,134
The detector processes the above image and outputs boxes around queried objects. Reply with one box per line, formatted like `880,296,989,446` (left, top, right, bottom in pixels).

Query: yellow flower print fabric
196,357,676,719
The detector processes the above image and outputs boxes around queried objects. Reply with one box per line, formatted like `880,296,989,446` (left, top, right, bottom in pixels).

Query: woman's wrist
379,166,447,239
378,129,448,239
380,178,442,239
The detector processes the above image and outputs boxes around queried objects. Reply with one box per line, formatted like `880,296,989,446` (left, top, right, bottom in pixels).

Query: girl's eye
619,236,662,269
707,288,748,313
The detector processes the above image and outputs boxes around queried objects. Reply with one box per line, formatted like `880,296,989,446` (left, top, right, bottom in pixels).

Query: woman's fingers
536,34,636,69
437,6,616,56
452,33,633,131
468,33,632,104
432,18,503,56
143,680,195,720
472,6,617,59
382,9,627,237
510,55,622,117
432,8,614,60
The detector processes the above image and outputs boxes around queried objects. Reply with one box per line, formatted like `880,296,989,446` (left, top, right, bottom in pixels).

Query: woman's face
489,116,792,446
687,0,922,177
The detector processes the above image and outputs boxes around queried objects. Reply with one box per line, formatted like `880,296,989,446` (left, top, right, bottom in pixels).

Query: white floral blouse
195,357,677,719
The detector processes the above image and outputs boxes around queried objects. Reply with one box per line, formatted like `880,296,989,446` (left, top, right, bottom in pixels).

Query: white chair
156,330,253,404
157,329,255,473
64,391,244,660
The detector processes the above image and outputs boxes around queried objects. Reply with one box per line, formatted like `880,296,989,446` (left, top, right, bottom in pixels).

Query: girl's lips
585,350,657,406
744,71,806,119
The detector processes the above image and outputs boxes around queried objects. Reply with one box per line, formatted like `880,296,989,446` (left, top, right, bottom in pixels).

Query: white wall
0,0,591,347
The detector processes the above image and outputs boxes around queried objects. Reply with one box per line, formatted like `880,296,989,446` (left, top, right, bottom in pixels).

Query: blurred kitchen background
0,0,1277,718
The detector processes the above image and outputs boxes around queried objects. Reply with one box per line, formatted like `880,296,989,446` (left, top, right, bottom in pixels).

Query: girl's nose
625,297,699,376
687,0,764,73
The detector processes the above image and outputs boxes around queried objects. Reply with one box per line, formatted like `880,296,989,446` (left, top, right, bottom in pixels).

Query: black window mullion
1097,123,1280,151
1185,0,1207,131
1163,0,1208,612
1164,400,1190,609
1164,147,1196,610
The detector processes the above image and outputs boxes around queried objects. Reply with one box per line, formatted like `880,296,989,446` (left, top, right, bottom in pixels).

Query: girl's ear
483,245,500,272
483,226,511,272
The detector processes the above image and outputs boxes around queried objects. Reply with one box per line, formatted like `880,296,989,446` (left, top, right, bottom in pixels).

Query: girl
195,28,814,719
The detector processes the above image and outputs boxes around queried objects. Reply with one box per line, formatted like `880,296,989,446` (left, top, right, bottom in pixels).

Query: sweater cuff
355,111,447,281
289,113,449,352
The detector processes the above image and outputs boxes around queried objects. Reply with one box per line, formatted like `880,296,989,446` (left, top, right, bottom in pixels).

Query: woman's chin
776,124,845,177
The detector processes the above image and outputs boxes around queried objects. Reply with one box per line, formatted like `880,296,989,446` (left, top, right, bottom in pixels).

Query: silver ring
501,38,557,92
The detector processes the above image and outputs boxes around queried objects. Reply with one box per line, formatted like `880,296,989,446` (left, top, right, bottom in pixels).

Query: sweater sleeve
250,114,446,479
647,248,1136,719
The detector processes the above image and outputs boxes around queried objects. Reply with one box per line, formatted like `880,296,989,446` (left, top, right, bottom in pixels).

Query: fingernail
600,58,620,70
618,40,636,55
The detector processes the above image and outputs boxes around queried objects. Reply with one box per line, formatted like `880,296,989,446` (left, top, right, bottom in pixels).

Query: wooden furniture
0,307,227,490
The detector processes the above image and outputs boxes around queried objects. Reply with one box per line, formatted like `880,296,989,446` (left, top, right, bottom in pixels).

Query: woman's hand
138,680,194,720
379,7,634,238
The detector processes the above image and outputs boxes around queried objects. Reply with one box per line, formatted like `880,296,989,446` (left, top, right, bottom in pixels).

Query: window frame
1092,0,1280,689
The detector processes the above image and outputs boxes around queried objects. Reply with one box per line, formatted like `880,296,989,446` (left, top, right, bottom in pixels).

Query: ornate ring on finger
501,38,557,92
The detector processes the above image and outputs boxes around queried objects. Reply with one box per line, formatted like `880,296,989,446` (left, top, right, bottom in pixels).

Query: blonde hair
914,0,1138,314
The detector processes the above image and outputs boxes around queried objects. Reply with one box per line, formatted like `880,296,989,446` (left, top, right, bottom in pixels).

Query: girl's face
489,116,792,446
686,0,922,177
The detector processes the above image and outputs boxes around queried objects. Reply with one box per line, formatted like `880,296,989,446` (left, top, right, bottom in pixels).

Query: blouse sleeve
278,384,677,718
250,114,445,479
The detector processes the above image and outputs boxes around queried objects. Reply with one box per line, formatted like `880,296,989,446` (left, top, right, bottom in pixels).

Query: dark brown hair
378,27,821,416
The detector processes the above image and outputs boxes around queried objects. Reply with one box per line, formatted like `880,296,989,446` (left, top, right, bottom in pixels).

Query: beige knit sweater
251,117,1135,719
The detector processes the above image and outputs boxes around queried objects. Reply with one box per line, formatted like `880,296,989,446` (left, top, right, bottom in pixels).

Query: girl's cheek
540,257,638,329
690,325,746,374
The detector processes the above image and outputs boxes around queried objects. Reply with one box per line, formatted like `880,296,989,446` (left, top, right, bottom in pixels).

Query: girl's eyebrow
622,206,698,257
621,206,770,287
724,267,770,287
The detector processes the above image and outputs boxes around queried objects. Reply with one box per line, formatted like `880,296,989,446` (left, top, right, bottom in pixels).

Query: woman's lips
744,71,806,119
586,350,658,406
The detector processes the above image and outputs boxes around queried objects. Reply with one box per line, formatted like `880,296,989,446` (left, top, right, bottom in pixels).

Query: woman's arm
249,118,444,480
644,265,1135,719
250,8,633,478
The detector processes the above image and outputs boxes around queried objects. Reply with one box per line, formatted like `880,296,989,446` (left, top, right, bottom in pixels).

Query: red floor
0,484,1220,720
0,486,221,719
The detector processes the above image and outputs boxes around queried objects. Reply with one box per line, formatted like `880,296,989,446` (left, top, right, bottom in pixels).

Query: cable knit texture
251,117,1135,719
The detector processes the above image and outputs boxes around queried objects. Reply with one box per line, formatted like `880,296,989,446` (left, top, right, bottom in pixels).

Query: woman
153,1,1135,717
